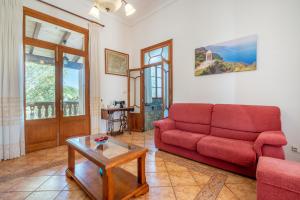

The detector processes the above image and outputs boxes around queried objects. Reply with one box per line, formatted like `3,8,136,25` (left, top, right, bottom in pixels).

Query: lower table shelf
66,160,148,200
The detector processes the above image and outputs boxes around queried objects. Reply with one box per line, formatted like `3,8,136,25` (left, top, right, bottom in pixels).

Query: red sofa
153,103,287,177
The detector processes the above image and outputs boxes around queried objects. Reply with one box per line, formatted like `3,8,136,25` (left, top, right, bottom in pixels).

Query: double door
24,42,90,152
128,61,171,132
128,40,173,132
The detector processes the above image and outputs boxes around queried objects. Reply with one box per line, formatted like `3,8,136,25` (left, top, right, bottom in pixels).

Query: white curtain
0,0,25,160
89,23,102,134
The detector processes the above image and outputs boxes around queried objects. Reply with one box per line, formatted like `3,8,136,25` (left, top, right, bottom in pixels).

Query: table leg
66,145,75,177
103,168,114,200
137,154,146,184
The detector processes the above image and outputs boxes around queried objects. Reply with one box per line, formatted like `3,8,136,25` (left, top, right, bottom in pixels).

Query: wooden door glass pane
144,66,163,131
164,62,169,118
63,53,85,116
129,70,141,113
25,45,56,120
149,48,162,57
25,16,85,50
162,47,169,60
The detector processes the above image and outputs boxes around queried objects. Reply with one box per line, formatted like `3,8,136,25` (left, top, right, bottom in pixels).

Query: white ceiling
98,0,177,26
37,0,177,27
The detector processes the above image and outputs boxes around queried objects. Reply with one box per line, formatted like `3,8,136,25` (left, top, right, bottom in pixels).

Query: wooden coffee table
66,134,149,200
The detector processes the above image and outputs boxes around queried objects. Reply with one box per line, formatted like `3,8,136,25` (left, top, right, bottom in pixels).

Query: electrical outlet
291,146,299,153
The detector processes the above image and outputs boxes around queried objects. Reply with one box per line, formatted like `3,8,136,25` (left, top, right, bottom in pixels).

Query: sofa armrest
153,118,175,133
254,131,287,157
153,118,175,148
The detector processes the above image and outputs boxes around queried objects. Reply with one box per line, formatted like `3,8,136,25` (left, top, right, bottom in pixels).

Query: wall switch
291,146,299,153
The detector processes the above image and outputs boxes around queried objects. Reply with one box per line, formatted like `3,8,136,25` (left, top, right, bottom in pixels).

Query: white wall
130,0,300,161
23,0,300,161
23,0,131,133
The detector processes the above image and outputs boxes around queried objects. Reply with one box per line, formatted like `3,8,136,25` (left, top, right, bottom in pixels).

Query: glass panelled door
62,53,85,117
128,69,143,131
128,40,172,132
142,40,172,131
24,8,90,152
24,44,60,152
144,65,164,131
25,46,56,120
59,50,90,145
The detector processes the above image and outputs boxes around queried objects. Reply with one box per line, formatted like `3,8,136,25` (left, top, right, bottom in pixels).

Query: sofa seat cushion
197,136,256,167
161,130,206,151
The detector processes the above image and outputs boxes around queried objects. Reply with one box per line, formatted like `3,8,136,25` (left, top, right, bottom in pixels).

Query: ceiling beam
72,56,81,63
29,22,42,54
32,22,42,38
59,31,71,45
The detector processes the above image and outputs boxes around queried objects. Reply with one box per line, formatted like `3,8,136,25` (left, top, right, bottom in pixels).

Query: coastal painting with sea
195,35,257,76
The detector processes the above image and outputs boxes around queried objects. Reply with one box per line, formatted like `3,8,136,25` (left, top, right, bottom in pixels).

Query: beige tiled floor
0,131,256,200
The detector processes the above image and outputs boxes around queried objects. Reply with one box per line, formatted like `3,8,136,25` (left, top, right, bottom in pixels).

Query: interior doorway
23,8,90,152
128,40,173,132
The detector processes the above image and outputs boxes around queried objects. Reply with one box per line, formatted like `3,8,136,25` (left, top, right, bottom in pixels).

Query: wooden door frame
139,39,173,131
23,7,90,152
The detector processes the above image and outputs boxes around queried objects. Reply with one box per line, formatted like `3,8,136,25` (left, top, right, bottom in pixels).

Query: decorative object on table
99,167,103,176
113,100,125,108
195,35,257,76
105,48,129,76
94,136,109,143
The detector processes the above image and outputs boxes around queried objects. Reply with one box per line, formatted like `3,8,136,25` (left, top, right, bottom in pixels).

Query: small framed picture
105,48,129,76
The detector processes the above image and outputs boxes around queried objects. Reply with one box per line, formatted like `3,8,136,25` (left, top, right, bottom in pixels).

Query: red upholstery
161,130,206,150
153,118,175,133
254,131,287,157
153,103,287,178
257,157,300,200
211,104,281,141
197,136,256,167
262,145,285,159
156,139,257,177
211,127,258,141
169,103,213,134
175,121,210,134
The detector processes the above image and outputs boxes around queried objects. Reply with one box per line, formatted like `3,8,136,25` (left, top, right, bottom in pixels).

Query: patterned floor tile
168,171,198,186
146,172,172,187
0,131,257,200
25,191,60,200
173,186,202,200
9,176,50,192
0,192,31,200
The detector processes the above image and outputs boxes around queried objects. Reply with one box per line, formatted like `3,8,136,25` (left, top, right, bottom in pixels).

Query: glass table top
67,134,143,163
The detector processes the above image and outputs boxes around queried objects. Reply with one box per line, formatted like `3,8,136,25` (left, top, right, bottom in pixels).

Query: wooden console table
101,107,134,136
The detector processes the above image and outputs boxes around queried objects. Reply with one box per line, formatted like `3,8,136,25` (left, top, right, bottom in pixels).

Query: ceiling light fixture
89,5,101,19
89,0,136,19
123,0,136,16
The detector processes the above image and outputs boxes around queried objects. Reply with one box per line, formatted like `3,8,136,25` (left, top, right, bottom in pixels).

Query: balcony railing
26,101,81,120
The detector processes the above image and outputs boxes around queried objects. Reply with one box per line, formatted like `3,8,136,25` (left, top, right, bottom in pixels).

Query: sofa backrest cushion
169,103,213,134
211,104,281,141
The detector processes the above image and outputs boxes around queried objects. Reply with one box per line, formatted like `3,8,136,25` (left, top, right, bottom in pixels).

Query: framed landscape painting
195,35,257,76
105,48,129,76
